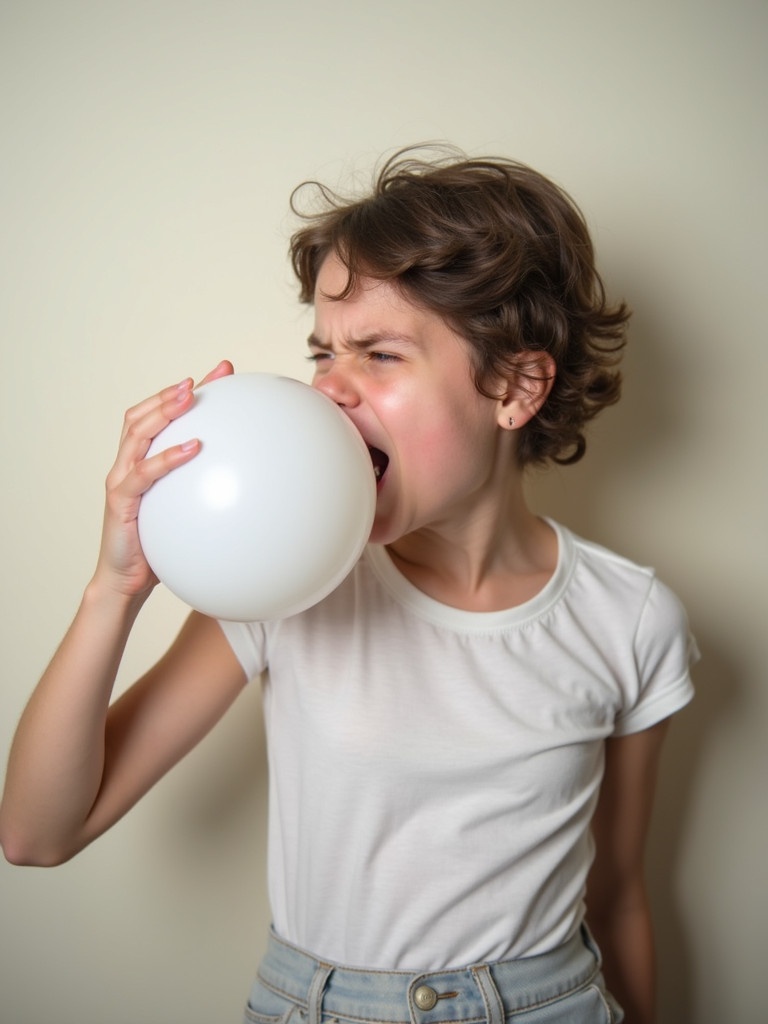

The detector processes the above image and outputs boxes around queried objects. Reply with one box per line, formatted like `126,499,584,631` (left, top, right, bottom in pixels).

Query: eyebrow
307,331,417,352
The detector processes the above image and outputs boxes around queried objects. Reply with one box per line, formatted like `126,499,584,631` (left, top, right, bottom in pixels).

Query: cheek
385,398,445,466
406,419,483,483
377,382,494,474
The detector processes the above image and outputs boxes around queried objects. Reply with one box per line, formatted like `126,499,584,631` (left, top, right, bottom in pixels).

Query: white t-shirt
219,521,696,970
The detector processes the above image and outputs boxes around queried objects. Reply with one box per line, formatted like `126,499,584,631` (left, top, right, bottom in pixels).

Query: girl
0,148,696,1024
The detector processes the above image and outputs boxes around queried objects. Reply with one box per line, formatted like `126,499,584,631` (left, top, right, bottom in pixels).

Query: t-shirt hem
611,672,695,736
216,617,262,681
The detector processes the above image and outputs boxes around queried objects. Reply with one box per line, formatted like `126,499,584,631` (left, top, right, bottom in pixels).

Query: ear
495,351,556,431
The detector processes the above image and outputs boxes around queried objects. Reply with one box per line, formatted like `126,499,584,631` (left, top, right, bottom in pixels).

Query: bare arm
1,607,246,865
587,720,670,1024
0,362,244,866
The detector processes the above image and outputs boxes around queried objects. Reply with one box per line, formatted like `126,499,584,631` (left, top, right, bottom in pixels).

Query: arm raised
0,362,244,866
1,610,246,866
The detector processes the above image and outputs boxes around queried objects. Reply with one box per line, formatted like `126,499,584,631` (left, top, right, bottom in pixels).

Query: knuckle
133,457,156,485
124,418,144,442
123,402,143,426
103,483,123,515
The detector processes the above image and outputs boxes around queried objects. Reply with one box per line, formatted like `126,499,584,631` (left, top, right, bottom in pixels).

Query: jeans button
414,985,438,1011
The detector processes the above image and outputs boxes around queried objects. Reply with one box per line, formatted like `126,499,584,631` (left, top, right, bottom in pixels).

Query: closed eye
306,350,400,365
367,351,400,364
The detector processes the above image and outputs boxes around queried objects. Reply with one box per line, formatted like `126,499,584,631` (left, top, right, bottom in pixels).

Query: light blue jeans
244,927,624,1024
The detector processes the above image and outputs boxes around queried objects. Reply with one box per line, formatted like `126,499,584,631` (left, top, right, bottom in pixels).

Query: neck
386,488,557,612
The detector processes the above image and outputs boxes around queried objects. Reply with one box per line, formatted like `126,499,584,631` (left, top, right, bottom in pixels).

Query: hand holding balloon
137,373,376,621
95,360,235,600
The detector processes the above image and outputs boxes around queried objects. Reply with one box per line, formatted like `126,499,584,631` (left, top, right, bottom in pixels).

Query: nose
312,361,361,409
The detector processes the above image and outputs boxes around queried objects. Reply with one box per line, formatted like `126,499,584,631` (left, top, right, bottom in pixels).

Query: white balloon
138,373,376,621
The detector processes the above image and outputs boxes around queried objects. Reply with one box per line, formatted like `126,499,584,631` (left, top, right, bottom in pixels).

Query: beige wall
1,2,764,1021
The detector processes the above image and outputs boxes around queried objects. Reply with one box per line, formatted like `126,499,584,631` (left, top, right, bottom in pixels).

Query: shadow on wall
530,302,730,1021
648,631,735,1023
528,297,692,543
150,678,268,856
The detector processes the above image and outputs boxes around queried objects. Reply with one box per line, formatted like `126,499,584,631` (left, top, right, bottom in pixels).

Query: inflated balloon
138,373,376,621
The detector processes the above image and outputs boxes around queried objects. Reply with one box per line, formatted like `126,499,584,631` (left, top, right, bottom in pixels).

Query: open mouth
368,446,389,484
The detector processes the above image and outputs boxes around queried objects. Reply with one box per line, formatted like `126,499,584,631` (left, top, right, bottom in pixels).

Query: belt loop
471,965,505,1024
307,963,333,1024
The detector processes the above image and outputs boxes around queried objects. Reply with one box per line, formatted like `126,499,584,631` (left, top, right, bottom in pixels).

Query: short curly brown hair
289,146,629,466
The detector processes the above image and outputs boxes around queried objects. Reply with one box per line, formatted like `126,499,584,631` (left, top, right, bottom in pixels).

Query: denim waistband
256,927,603,1024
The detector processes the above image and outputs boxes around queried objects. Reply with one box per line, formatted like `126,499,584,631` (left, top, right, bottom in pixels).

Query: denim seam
259,933,603,1022
470,967,503,1024
500,962,602,1018
585,983,615,1023
257,971,309,1011
244,1007,294,1024
255,968,603,1023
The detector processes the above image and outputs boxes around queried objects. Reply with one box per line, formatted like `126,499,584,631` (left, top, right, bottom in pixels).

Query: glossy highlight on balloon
138,373,376,621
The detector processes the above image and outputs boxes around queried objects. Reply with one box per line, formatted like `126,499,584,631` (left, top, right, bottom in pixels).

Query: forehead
314,253,432,333
315,252,401,306
310,256,480,386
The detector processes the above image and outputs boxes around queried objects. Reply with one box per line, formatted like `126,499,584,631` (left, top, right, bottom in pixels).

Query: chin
366,515,402,547
366,523,389,546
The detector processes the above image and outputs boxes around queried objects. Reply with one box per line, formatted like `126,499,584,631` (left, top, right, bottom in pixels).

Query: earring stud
508,417,515,428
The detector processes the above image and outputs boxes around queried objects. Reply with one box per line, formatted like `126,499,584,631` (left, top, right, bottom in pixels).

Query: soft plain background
1,2,765,1022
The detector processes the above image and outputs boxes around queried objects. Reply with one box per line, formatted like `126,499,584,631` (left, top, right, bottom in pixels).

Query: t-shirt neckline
364,518,575,634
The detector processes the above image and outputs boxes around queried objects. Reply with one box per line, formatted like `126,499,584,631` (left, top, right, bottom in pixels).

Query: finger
197,359,234,389
132,437,201,497
113,362,231,480
113,383,197,480
119,377,194,446
119,361,231,444
110,436,202,509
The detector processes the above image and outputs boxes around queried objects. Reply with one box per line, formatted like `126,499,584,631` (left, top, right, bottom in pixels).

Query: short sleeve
217,618,268,682
613,577,698,736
